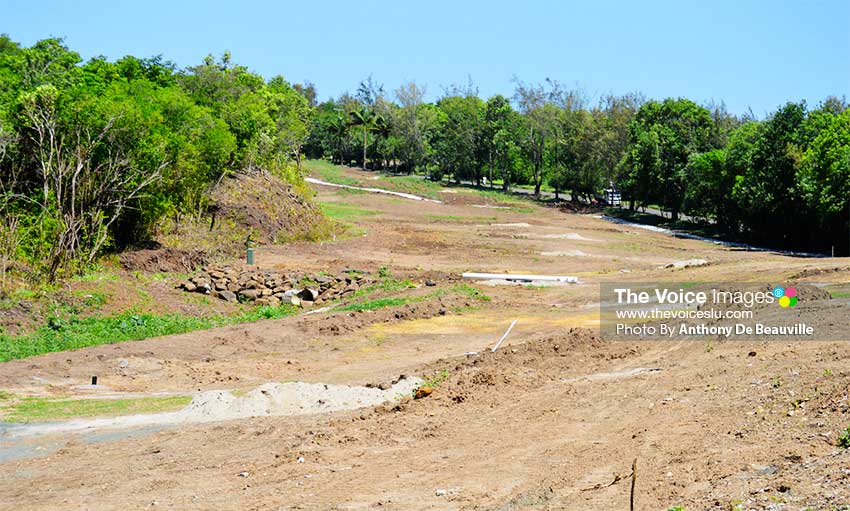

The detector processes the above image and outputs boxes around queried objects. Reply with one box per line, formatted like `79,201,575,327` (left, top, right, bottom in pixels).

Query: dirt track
2,167,850,510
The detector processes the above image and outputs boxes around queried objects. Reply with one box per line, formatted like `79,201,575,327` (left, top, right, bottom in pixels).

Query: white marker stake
491,320,519,352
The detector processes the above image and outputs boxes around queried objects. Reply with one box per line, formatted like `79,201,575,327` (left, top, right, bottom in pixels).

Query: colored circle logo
774,286,798,307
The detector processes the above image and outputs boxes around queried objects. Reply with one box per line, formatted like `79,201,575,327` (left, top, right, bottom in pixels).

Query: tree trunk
362,127,367,170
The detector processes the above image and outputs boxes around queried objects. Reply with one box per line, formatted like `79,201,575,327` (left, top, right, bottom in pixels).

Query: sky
4,0,849,116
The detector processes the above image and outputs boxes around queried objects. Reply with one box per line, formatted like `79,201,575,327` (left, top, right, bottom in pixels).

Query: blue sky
4,0,848,116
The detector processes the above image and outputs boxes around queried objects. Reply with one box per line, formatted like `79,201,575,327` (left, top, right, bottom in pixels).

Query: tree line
307,77,850,254
0,37,312,281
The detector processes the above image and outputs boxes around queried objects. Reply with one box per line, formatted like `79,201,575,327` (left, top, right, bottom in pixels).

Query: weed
378,266,391,278
838,426,850,449
771,377,783,388
413,369,451,397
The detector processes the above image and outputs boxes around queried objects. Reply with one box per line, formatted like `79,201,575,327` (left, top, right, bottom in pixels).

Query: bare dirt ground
2,166,850,510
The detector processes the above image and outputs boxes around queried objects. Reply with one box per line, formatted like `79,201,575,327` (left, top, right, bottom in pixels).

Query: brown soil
2,165,850,510
119,247,208,273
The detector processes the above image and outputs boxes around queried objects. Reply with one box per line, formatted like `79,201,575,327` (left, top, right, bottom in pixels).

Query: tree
623,98,714,220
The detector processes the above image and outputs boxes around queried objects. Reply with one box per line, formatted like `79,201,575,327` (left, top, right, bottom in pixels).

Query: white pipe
305,177,442,203
462,272,578,283
491,319,518,352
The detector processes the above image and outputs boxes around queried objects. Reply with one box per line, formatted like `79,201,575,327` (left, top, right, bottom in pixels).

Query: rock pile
181,265,372,306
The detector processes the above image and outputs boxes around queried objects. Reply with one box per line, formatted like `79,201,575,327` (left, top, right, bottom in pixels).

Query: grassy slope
0,305,298,362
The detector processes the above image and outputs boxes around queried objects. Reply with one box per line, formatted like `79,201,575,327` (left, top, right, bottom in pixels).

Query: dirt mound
157,171,330,257
119,247,207,273
210,172,325,244
373,328,613,411
790,266,850,279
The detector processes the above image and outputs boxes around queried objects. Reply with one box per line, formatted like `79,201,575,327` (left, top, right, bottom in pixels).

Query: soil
2,165,850,510
119,248,208,274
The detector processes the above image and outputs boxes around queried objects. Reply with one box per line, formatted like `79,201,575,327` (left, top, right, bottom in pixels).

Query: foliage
838,426,850,449
0,37,315,283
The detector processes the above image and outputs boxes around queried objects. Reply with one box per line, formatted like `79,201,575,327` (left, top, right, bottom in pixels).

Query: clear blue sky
4,0,849,116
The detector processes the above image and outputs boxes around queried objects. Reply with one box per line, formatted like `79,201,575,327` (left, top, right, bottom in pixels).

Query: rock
183,281,197,292
662,259,709,270
239,289,260,301
750,463,778,475
117,359,129,369
414,386,433,399
191,276,209,287
219,290,238,303
425,279,436,287
256,296,280,306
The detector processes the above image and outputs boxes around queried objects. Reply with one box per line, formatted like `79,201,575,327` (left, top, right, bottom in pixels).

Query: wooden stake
630,458,637,511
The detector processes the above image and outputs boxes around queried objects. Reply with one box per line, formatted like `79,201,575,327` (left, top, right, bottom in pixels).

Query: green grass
337,297,412,312
464,187,535,208
1,395,191,423
305,159,444,200
319,202,379,220
304,159,362,186
374,175,443,200
433,283,492,302
838,426,850,449
0,304,298,362
337,282,490,312
829,290,850,299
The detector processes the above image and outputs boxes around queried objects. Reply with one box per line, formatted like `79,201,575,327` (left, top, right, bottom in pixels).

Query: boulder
239,289,260,301
219,290,238,303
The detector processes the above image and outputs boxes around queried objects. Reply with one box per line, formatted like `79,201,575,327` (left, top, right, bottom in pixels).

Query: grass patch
375,175,443,200
337,297,411,312
305,160,444,200
304,159,362,186
319,202,379,220
431,283,491,302
337,281,490,313
1,395,191,423
0,304,298,362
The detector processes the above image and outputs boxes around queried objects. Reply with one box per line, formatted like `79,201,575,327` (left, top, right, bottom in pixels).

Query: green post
246,247,254,265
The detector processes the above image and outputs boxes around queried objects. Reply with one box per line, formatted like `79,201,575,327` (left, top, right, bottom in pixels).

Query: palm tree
330,109,348,164
349,107,375,169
